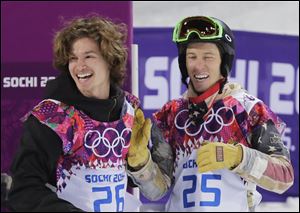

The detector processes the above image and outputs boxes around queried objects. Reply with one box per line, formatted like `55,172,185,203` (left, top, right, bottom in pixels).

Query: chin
194,85,207,93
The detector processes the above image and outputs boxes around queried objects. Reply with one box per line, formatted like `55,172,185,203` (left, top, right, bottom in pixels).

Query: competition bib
57,167,127,212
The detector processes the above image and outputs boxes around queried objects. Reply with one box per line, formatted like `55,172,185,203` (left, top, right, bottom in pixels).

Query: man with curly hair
8,14,148,212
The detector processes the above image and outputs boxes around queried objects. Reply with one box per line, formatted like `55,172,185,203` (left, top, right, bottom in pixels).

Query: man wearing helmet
127,16,294,211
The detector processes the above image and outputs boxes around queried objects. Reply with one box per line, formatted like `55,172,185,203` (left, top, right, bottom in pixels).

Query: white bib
166,150,249,212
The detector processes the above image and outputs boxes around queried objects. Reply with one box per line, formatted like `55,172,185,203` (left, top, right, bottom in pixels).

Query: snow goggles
172,16,223,43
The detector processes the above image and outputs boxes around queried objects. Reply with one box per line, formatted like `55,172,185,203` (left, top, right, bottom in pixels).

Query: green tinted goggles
172,16,223,43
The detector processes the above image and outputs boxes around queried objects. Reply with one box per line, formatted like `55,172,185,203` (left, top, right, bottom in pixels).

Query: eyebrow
186,51,216,55
186,52,196,55
203,52,215,55
70,50,98,55
83,50,97,54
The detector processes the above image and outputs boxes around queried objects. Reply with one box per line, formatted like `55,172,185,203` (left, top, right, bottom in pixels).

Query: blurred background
1,1,299,212
133,1,299,35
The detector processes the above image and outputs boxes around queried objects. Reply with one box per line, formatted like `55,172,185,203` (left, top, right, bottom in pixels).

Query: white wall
133,1,299,36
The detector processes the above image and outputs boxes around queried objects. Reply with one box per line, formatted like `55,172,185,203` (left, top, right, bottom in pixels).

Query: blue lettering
183,160,197,169
85,175,91,183
85,174,112,183
92,175,98,183
103,175,111,182
113,174,125,182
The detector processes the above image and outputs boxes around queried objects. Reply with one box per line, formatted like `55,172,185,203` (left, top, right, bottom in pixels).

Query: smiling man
128,16,294,212
185,42,222,94
68,37,110,99
8,15,145,212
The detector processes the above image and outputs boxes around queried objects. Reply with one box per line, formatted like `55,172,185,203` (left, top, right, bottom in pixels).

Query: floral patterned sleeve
233,101,294,194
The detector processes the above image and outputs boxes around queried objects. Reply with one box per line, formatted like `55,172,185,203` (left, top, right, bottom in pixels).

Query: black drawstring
219,77,227,94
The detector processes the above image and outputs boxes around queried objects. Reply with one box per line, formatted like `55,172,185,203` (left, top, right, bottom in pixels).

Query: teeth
195,74,208,79
77,73,92,78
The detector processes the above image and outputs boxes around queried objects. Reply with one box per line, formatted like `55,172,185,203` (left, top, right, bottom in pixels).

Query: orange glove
127,108,152,169
197,141,243,173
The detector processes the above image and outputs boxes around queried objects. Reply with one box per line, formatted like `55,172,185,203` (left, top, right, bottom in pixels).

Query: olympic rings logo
174,106,235,136
84,128,131,158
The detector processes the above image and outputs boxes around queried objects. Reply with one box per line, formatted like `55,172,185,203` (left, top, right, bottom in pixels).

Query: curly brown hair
53,14,128,86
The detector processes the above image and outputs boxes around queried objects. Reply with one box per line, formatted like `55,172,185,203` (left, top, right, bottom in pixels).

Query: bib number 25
183,174,221,208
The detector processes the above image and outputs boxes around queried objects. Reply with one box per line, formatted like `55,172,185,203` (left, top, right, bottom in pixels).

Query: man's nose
195,58,206,70
78,65,87,70
77,59,87,70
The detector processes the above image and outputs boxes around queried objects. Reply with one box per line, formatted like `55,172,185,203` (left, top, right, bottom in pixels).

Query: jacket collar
44,72,124,122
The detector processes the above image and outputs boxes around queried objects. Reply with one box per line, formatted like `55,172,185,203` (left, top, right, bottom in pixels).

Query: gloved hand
197,141,243,173
127,108,152,170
